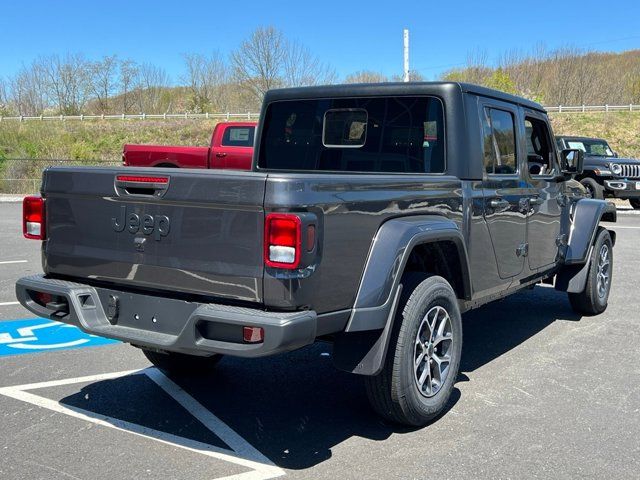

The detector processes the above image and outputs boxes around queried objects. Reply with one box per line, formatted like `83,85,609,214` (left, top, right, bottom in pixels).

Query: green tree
486,68,516,94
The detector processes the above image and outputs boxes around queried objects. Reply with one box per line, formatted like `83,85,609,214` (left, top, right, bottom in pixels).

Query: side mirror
613,151,619,158
560,149,584,176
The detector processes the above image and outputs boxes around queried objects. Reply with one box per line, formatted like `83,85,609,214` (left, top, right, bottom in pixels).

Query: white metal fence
542,104,639,113
5,104,640,122
0,112,261,122
1,105,640,122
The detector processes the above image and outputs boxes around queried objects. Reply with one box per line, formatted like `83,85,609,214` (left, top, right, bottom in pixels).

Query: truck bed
123,144,210,168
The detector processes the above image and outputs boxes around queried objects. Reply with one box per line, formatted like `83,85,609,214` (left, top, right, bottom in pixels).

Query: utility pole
403,29,410,82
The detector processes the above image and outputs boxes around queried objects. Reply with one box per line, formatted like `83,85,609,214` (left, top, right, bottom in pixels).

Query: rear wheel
141,349,222,375
580,178,604,200
568,228,613,315
629,198,640,210
364,274,462,426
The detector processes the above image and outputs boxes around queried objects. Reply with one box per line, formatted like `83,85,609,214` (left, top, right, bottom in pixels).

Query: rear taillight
264,213,301,269
23,195,45,240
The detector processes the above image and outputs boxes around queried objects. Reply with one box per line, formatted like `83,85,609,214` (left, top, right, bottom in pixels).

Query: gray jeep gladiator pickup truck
17,82,617,426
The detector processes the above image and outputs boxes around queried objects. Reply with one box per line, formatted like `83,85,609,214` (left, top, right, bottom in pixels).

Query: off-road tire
580,177,604,200
364,274,463,426
568,228,613,315
142,349,222,375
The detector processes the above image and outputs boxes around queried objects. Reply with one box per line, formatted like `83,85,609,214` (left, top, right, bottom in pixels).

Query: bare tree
231,26,286,102
134,63,169,114
344,70,388,83
40,54,91,115
119,59,138,113
10,62,48,115
0,77,11,115
182,52,228,112
283,40,336,87
90,55,119,113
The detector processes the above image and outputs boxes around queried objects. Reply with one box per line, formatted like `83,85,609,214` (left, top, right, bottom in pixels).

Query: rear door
43,168,267,302
213,125,255,169
480,102,529,279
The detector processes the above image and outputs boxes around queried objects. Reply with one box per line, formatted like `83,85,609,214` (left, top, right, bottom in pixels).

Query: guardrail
0,112,260,122
545,104,640,113
1,105,640,121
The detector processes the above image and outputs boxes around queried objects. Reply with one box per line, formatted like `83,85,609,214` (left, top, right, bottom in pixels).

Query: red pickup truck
123,122,256,169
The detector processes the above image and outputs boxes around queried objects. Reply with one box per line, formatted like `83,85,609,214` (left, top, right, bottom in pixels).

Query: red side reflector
35,291,53,307
116,175,169,184
306,225,316,252
23,195,45,240
243,326,264,343
264,213,301,269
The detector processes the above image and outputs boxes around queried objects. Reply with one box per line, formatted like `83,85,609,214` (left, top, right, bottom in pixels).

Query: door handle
215,152,227,158
489,198,510,209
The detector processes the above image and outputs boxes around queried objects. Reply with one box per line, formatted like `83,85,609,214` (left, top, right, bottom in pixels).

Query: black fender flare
556,199,616,293
333,215,471,376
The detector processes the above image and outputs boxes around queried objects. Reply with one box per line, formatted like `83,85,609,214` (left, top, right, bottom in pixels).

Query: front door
481,104,529,279
216,125,255,169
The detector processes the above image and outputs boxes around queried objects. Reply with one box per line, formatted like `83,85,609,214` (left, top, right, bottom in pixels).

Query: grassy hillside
0,119,220,192
1,112,639,192
549,111,640,159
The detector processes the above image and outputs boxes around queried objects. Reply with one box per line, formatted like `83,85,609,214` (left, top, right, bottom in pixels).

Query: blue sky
1,0,639,82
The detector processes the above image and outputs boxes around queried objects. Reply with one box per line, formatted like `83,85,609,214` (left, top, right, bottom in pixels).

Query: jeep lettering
112,206,170,241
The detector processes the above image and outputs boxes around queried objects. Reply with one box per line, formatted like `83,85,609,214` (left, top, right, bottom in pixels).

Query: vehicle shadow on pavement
57,286,581,472
461,285,582,373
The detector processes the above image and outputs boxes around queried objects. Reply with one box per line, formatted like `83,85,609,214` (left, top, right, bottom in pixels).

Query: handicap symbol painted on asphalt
0,318,119,357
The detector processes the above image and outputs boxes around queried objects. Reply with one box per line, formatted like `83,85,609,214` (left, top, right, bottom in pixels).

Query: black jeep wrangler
17,83,616,426
556,135,640,208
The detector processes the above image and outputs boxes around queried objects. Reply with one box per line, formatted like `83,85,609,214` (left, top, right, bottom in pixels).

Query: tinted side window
482,108,517,175
221,126,255,147
258,96,445,173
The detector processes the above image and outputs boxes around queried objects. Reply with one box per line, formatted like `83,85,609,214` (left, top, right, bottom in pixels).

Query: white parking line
0,301,19,307
0,260,27,265
0,368,285,480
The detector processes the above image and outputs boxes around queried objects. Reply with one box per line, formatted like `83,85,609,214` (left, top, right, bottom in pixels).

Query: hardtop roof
262,81,545,113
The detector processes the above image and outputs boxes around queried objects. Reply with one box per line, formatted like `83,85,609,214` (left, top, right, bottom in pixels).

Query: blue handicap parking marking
0,318,119,357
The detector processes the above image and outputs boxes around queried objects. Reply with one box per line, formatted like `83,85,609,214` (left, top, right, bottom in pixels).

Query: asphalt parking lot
1,201,639,480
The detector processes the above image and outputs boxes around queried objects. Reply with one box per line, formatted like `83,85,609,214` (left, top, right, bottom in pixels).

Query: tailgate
42,167,267,303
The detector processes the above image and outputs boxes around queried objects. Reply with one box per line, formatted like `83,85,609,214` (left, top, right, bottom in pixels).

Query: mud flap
555,258,591,294
332,286,402,376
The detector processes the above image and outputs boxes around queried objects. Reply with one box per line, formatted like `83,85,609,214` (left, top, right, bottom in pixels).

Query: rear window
258,96,445,173
221,126,255,147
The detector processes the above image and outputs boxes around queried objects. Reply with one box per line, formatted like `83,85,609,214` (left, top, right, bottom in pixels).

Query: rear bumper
15,275,317,358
